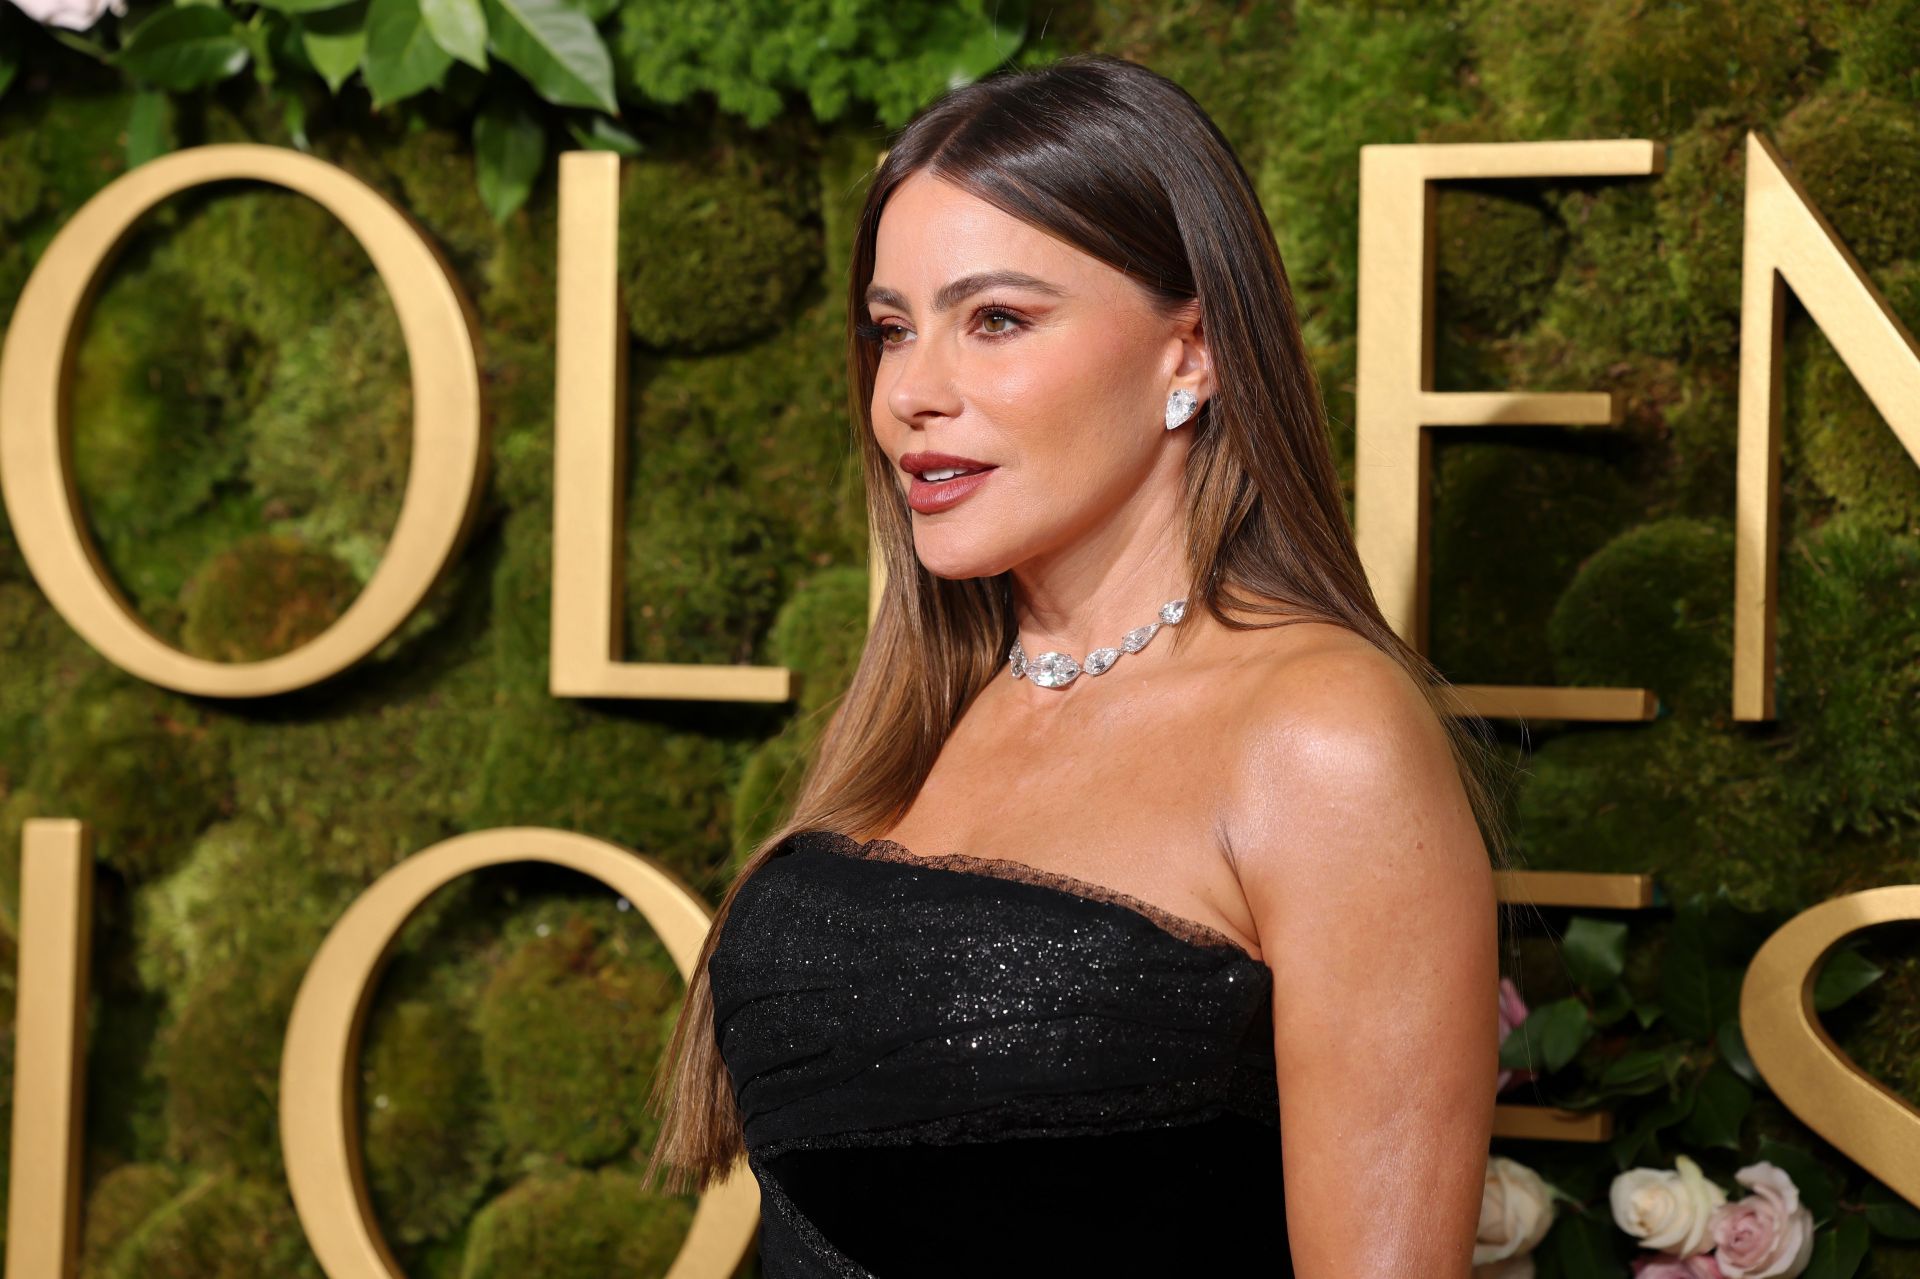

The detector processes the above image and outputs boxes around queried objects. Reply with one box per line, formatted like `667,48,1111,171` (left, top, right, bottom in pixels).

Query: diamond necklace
1008,598,1188,689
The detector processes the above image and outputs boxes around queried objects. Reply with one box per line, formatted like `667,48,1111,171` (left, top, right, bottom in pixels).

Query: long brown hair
640,51,1514,1196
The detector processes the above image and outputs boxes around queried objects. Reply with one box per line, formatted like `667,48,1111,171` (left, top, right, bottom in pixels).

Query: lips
898,451,999,515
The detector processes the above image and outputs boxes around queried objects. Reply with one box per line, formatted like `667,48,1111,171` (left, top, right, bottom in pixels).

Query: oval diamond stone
1028,651,1080,688
1160,598,1187,624
1008,642,1027,678
1120,622,1160,653
1083,647,1121,675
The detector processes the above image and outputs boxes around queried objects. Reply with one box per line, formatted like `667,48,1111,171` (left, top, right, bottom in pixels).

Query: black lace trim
798,828,1263,963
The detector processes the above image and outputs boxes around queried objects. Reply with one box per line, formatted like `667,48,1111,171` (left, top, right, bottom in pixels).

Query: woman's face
864,170,1208,579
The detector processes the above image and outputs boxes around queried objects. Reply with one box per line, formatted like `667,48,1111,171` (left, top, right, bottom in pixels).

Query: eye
977,307,1023,337
855,320,906,349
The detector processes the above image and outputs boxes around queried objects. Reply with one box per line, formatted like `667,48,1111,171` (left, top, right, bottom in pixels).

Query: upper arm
1226,641,1498,1278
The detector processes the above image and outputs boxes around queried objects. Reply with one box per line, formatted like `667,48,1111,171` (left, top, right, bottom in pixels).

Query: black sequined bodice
706,827,1289,1277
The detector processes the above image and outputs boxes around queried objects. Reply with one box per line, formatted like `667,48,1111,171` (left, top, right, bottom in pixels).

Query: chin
911,535,1011,582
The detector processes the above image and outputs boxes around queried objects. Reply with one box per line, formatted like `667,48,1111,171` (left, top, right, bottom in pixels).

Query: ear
1169,299,1213,403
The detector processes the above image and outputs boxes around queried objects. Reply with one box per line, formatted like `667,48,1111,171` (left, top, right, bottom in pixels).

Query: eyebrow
864,269,1067,315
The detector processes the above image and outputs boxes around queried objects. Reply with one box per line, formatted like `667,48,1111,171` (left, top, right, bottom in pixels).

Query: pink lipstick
899,451,998,515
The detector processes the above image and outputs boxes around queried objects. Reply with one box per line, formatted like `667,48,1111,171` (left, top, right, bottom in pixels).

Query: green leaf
1502,997,1591,1075
125,89,173,168
1803,1213,1870,1279
115,5,250,90
1754,1139,1840,1227
0,41,18,104
1812,945,1883,1012
301,0,366,93
255,0,361,13
1563,915,1628,991
1863,1182,1920,1239
362,0,453,107
480,0,614,112
1588,978,1634,1028
1596,1048,1672,1094
282,92,309,149
1607,1087,1691,1169
565,112,641,155
420,0,486,69
1677,1062,1751,1150
1659,923,1742,1040
1717,1015,1761,1086
473,88,544,223
1544,1210,1623,1279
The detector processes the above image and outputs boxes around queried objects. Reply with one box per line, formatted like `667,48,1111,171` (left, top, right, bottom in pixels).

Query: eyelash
855,304,1026,351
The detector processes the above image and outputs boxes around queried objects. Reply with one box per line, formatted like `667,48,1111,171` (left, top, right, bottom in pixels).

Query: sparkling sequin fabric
707,827,1290,1276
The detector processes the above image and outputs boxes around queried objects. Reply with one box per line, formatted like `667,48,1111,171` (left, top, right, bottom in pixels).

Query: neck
1008,492,1191,662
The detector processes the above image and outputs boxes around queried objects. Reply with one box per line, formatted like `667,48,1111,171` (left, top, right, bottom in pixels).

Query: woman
644,52,1509,1277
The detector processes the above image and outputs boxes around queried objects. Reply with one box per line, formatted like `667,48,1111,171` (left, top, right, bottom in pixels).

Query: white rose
1476,1155,1556,1265
1609,1153,1728,1257
6,0,126,30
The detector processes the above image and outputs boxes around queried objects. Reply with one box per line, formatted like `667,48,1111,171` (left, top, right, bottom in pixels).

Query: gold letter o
0,143,486,697
279,826,759,1279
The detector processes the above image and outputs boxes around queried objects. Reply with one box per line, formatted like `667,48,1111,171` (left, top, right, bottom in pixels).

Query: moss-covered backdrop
0,0,1916,1275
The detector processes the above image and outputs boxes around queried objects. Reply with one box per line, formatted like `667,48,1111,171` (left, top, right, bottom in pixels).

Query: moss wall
0,1,1915,1275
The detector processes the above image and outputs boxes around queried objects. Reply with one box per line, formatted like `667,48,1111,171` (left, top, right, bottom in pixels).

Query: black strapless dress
706,827,1290,1277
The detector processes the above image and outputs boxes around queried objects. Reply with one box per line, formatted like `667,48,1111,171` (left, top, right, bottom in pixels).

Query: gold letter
550,151,791,701
0,144,486,698
279,826,759,1279
4,820,93,1279
1354,140,1664,722
1733,132,1920,720
1741,884,1920,1207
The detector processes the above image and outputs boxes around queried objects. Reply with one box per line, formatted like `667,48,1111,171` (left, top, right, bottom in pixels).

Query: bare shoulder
1218,622,1487,919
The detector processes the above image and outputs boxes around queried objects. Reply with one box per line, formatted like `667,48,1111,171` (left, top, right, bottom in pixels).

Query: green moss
1252,0,1475,351
1434,186,1566,338
1774,513,1920,837
1547,518,1735,720
1783,260,1920,534
621,289,864,666
617,132,820,352
177,534,361,662
1535,177,1689,365
458,1166,694,1279
97,1171,320,1279
132,819,350,1007
241,281,415,583
19,667,229,884
473,901,683,1167
160,941,316,1178
1427,436,1643,684
1653,113,1749,363
362,997,501,1245
1772,89,1920,272
1465,0,1817,139
731,565,871,855
81,1163,184,1278
1813,0,1920,101
1514,719,1813,911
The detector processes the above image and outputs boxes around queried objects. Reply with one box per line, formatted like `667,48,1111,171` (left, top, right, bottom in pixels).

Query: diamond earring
1164,388,1198,430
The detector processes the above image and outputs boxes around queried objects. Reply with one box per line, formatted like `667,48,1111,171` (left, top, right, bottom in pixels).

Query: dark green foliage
459,1166,694,1278
1547,518,1735,719
473,901,681,1166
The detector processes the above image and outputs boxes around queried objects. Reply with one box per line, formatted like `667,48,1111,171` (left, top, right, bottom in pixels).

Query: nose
882,326,963,429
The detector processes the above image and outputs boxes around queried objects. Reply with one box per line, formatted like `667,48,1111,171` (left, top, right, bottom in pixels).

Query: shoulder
1217,622,1487,920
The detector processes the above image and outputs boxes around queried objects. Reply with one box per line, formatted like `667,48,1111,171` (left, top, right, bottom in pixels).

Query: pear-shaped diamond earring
1165,388,1198,430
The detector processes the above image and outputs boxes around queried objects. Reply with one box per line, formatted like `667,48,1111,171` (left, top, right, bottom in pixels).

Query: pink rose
1496,976,1537,1093
5,0,126,29
1633,1252,1725,1279
1708,1162,1815,1279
